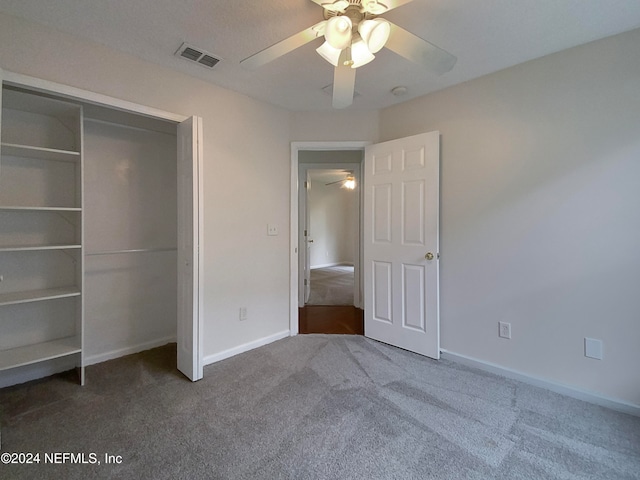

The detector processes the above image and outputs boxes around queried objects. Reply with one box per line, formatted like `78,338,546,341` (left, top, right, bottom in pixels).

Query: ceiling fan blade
325,179,345,186
240,23,324,69
385,22,457,75
332,61,356,109
367,0,415,13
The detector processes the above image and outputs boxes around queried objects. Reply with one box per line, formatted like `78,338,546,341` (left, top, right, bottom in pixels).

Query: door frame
289,141,369,335
2,70,203,377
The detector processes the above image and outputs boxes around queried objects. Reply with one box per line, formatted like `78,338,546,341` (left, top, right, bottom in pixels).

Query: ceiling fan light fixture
358,19,391,53
350,35,375,68
316,41,343,66
361,0,389,15
321,0,349,12
325,15,353,49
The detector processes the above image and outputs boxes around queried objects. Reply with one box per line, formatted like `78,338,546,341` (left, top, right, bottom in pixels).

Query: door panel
402,264,425,332
364,131,440,359
372,261,393,323
402,180,425,245
373,183,392,243
177,116,203,381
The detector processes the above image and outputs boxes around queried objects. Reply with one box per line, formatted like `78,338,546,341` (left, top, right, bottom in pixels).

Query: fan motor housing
323,1,379,25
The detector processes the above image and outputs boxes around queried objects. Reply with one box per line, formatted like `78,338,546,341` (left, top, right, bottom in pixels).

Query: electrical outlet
498,322,511,339
267,224,278,236
239,307,248,322
585,337,603,360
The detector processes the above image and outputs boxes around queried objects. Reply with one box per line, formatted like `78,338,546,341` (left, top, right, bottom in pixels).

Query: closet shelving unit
0,87,84,382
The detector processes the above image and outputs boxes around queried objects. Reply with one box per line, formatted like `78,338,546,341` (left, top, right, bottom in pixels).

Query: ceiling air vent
175,42,221,69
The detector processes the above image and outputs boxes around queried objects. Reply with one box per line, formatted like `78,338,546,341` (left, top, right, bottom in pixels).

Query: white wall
0,12,292,360
308,177,356,267
291,110,379,143
380,28,640,406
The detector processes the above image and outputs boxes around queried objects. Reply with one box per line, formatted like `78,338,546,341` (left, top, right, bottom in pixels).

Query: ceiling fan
240,0,456,109
326,172,356,189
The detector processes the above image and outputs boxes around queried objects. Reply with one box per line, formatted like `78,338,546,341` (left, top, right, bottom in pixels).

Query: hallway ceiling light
343,175,356,189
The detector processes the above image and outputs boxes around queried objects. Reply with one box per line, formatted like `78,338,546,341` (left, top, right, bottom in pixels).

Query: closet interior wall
83,106,177,365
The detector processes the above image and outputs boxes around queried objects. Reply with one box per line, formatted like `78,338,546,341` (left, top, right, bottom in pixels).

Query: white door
304,171,312,303
177,116,203,381
363,132,440,358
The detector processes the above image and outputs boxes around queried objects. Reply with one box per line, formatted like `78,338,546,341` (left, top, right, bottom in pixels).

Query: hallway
307,265,354,306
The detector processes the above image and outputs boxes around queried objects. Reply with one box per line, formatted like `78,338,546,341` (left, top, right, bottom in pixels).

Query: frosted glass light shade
362,0,388,15
358,19,390,53
325,15,353,49
316,41,343,66
323,0,349,11
350,36,375,68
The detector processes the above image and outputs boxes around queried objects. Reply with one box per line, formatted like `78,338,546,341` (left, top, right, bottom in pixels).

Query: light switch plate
267,224,278,236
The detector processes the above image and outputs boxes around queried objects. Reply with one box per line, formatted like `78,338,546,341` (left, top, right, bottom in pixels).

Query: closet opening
0,76,201,388
81,102,179,368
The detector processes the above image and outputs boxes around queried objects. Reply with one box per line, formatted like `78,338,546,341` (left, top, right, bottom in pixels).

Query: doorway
292,145,367,335
305,168,357,305
291,134,441,357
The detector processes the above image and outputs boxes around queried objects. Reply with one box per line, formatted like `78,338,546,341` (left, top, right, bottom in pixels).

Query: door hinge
304,279,307,285
304,229,307,237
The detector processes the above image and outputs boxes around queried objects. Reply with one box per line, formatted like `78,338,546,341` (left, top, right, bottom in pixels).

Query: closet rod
86,247,177,256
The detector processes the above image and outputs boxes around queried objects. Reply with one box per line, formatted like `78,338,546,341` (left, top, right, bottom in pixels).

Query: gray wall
380,28,640,405
308,175,357,267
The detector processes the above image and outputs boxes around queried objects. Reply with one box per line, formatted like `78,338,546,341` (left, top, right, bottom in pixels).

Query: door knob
425,252,434,261
308,239,314,243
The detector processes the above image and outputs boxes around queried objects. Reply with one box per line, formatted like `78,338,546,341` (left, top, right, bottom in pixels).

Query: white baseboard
310,262,354,269
203,330,290,366
84,335,177,366
441,349,640,417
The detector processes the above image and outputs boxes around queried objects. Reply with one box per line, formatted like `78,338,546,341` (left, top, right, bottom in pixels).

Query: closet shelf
0,336,81,372
86,247,177,256
0,287,81,307
0,206,82,212
0,244,81,252
1,142,80,162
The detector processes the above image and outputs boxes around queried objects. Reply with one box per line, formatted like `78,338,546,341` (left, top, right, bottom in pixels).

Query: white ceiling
2,0,639,111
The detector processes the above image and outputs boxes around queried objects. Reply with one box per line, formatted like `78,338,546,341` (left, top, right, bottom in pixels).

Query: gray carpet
1,335,639,479
308,265,354,305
